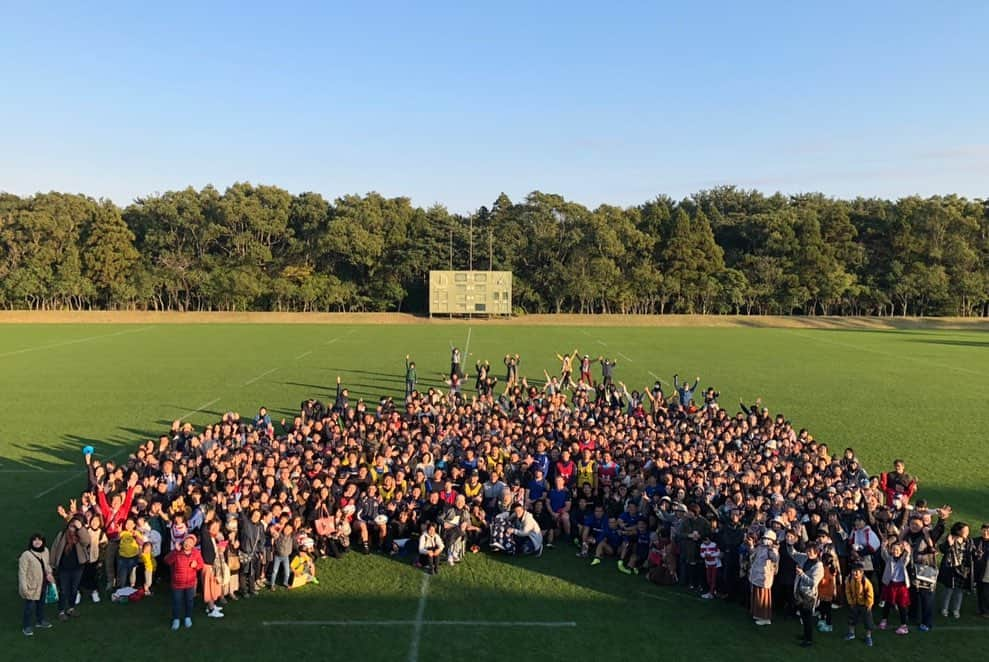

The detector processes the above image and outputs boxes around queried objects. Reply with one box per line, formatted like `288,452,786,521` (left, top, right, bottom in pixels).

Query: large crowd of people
18,346,989,648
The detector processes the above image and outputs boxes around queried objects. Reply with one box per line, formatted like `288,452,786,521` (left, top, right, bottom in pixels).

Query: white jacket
512,511,543,552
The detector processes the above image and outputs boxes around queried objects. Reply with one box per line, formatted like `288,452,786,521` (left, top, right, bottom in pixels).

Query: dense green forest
1,185,987,316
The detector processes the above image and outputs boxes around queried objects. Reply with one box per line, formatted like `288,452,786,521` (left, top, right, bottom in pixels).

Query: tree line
1,185,987,316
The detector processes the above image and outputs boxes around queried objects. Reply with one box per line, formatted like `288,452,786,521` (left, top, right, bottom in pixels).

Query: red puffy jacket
164,549,204,589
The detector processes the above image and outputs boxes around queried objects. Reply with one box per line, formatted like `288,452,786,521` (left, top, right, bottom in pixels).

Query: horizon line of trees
1,185,988,316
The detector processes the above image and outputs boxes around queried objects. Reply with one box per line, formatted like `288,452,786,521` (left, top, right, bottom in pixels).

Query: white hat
762,529,777,543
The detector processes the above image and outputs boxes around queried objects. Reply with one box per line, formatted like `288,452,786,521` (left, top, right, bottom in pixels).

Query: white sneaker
171,619,180,631
701,593,714,599
184,617,193,628
447,556,455,566
208,609,224,619
92,590,101,603
75,592,82,606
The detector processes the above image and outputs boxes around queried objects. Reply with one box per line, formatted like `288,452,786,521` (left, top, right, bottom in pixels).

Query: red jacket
98,486,135,541
164,549,204,589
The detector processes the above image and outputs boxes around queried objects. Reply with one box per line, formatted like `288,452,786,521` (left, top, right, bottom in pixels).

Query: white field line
617,351,632,362
34,447,128,499
263,619,576,628
596,339,608,346
295,350,313,360
464,327,473,359
0,326,152,359
179,397,221,420
408,573,430,662
325,337,340,345
243,368,278,386
791,331,984,377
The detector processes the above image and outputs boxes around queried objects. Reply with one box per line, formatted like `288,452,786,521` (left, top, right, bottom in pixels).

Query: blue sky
2,1,987,211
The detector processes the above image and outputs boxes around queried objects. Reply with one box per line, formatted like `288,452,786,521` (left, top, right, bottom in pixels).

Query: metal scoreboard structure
429,270,512,317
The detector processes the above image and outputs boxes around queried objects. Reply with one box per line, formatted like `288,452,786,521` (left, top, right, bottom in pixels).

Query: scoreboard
429,271,512,316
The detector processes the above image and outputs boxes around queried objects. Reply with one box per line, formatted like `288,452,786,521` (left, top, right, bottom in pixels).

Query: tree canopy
1,185,987,315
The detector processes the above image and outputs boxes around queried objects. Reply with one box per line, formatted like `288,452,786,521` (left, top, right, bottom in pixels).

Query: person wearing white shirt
509,503,543,556
418,522,445,574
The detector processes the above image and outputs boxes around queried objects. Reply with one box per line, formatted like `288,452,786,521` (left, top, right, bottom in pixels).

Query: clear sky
2,0,987,212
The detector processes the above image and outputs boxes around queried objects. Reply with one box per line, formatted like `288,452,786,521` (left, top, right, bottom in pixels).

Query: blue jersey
534,453,551,477
527,480,547,502
604,524,622,547
547,488,570,513
619,512,640,536
584,514,607,540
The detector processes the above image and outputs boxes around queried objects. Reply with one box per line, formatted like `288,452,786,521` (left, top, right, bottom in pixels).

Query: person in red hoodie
164,534,204,631
97,472,138,590
879,459,917,506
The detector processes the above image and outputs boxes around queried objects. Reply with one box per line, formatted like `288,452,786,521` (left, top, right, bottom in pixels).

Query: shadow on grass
908,339,989,348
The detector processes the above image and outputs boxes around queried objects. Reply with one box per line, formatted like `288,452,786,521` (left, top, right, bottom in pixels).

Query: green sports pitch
1,320,987,661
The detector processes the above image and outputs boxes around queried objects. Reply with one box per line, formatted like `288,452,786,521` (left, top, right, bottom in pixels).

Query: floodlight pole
469,215,474,271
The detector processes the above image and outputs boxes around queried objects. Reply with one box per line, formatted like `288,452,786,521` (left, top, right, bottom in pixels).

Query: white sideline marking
596,339,608,346
325,337,340,345
792,331,984,377
244,368,278,386
409,573,430,662
295,350,313,360
648,370,665,384
34,448,128,499
464,327,473,359
179,397,221,420
0,326,152,358
263,619,577,628
617,351,632,362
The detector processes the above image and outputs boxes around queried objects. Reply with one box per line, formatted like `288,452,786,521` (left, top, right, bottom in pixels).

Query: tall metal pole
489,228,493,271
449,228,453,270
469,216,474,271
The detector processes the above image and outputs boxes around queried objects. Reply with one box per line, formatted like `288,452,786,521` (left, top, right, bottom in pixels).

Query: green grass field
1,321,987,661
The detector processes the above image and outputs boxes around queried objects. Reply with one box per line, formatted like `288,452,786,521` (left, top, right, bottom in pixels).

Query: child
878,537,912,634
139,541,156,595
816,538,840,632
700,533,722,599
844,562,875,646
289,539,318,588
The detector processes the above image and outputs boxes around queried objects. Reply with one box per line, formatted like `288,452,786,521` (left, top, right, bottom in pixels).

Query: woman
164,534,205,630
19,533,55,636
939,521,974,619
80,513,107,603
50,517,92,620
749,529,779,626
200,520,225,618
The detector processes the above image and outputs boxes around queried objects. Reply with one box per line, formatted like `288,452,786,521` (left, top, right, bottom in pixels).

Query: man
556,349,578,388
546,475,572,547
503,353,520,386
673,374,701,408
405,355,417,398
441,494,471,565
598,356,617,387
333,376,349,413
450,346,462,379
579,354,593,385
508,502,543,556
880,459,917,506
237,509,264,597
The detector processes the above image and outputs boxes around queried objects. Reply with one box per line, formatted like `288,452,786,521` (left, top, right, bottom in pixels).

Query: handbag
913,563,938,591
45,582,59,605
315,506,334,537
227,550,241,573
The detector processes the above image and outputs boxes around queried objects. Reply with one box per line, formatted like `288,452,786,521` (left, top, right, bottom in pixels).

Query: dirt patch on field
2,311,989,330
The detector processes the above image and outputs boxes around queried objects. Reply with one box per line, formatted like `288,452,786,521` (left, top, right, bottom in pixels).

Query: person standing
598,357,617,387
503,354,520,386
749,530,779,626
974,523,989,618
238,509,264,598
19,533,55,636
843,562,875,646
405,355,417,398
450,346,462,379
50,517,91,621
789,543,825,648
939,521,975,619
164,535,205,631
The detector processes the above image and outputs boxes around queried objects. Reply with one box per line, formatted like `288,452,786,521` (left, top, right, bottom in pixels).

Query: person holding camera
50,516,92,621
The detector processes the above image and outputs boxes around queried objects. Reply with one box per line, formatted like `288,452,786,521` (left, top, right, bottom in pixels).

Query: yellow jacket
845,575,874,608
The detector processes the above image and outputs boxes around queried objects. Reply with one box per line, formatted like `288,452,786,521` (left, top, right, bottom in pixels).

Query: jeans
104,539,120,587
941,587,965,614
171,587,195,620
270,556,290,587
22,584,47,629
116,556,139,588
57,567,83,613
